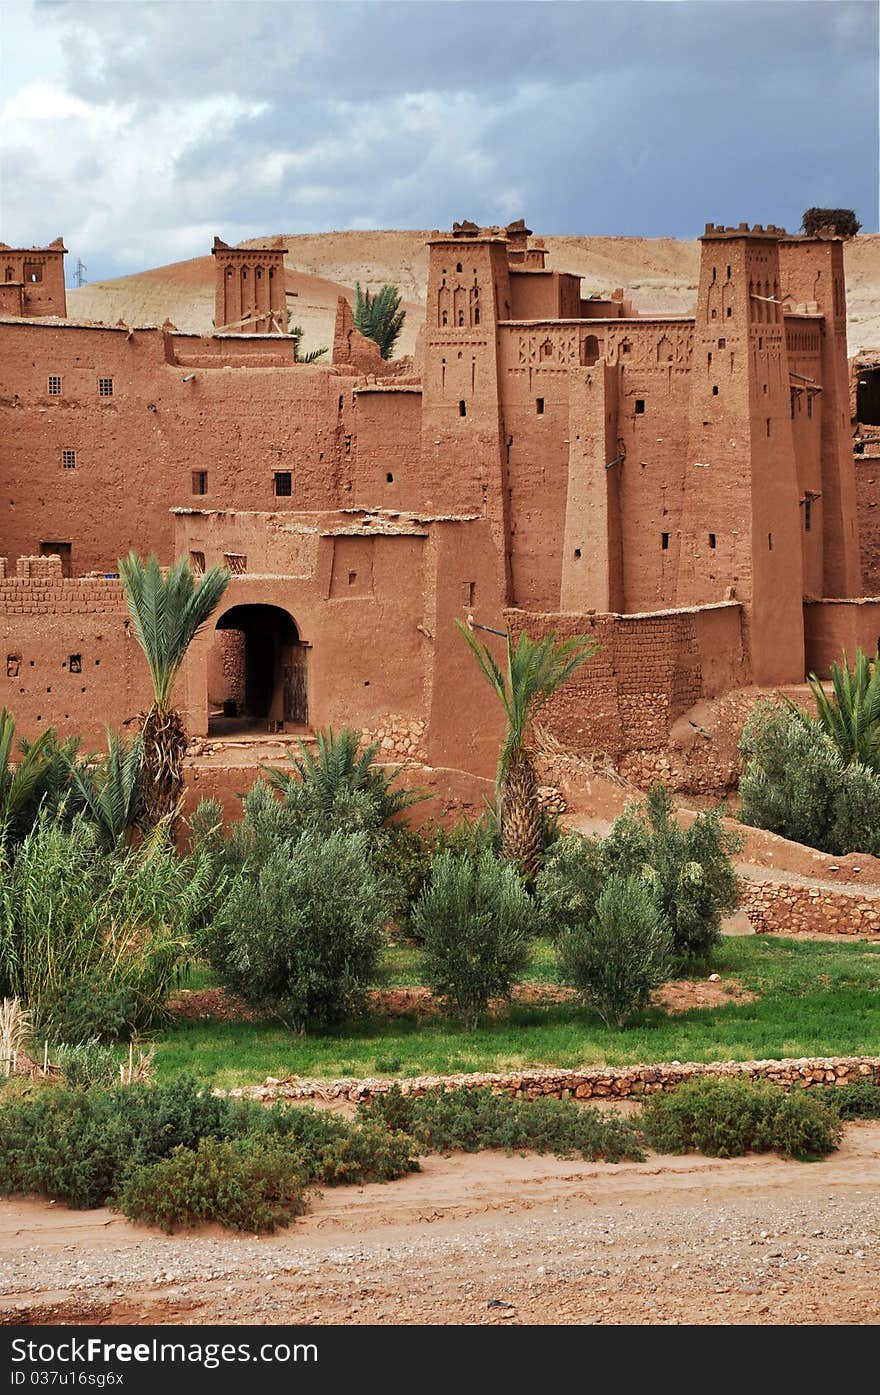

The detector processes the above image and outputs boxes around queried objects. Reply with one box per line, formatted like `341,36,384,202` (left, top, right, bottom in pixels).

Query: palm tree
353,283,405,359
785,647,880,771
263,725,424,826
455,622,597,878
287,317,327,363
66,730,145,849
118,552,230,826
0,710,78,844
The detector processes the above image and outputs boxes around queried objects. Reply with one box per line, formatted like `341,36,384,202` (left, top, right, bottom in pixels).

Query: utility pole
73,258,87,287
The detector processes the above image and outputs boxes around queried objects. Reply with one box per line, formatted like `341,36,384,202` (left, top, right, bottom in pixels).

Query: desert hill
67,231,880,357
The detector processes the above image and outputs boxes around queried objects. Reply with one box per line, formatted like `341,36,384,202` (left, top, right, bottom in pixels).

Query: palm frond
118,552,230,713
353,282,406,359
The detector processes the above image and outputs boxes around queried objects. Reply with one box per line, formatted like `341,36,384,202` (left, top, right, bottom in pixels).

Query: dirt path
2,1123,879,1326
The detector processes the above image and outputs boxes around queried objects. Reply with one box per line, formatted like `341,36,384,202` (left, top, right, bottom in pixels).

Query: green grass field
153,937,880,1089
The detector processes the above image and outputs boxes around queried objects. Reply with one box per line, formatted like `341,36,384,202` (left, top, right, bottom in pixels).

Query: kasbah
1,217,879,816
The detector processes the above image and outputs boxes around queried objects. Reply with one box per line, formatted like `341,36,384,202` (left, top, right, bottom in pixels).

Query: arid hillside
68,231,880,357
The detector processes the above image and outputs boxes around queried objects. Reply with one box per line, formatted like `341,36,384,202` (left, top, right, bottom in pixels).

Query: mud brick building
1,221,878,781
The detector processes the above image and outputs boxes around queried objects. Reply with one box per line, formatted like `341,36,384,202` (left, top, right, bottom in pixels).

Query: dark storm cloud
10,1,880,278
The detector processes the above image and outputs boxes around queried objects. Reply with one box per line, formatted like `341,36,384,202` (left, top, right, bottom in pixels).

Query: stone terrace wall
506,601,746,765
742,878,880,937
230,1056,880,1105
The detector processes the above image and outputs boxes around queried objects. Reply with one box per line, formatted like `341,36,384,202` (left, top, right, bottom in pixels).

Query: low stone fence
740,878,880,937
224,1055,880,1106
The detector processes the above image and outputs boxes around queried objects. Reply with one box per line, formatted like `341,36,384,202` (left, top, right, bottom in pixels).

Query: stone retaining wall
360,714,427,763
225,1055,880,1105
741,878,880,937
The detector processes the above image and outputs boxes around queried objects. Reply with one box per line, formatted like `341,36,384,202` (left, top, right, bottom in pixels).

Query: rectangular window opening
224,554,247,575
459,400,467,417
766,418,771,437
61,449,76,470
386,472,394,484
274,471,292,497
191,470,208,495
661,532,670,550
348,570,358,585
47,375,62,396
536,397,544,415
189,551,206,575
712,385,719,396
718,338,726,349
68,654,82,673
768,533,773,551
635,399,645,415
98,377,113,398
468,581,476,605
804,499,812,533
708,533,716,549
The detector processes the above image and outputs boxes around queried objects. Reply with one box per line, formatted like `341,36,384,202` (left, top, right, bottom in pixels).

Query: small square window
726,306,733,317
98,377,113,397
635,399,645,415
348,570,357,585
6,655,20,679
192,470,208,495
61,449,76,469
386,472,394,483
718,338,726,348
274,471,292,497
68,654,82,673
224,554,247,575
712,385,719,396
48,375,62,396
536,397,544,415
190,551,206,575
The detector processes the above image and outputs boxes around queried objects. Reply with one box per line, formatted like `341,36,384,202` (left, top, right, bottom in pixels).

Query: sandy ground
1,1122,878,1327
67,231,880,357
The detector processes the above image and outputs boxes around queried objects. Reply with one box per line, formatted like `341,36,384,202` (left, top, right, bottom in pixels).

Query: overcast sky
2,0,877,284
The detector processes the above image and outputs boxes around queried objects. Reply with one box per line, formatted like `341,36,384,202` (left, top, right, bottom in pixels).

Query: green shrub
360,1085,644,1162
0,1076,232,1208
535,833,605,937
739,702,880,855
249,1103,418,1184
204,829,386,1033
414,851,534,1027
556,873,672,1029
827,1080,880,1120
640,1078,841,1160
0,1075,418,1217
35,978,141,1046
601,786,740,966
117,1138,308,1234
54,1039,120,1090
0,817,224,1037
0,1086,133,1208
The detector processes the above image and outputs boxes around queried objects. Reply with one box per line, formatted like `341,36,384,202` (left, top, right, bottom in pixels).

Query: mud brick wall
855,450,880,595
0,575,152,743
741,879,880,937
506,601,744,761
229,1056,880,1105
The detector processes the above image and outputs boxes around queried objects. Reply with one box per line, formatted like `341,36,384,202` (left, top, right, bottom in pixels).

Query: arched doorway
209,605,307,735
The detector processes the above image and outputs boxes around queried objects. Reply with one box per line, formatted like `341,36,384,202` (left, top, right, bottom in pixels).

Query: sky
1,0,878,284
